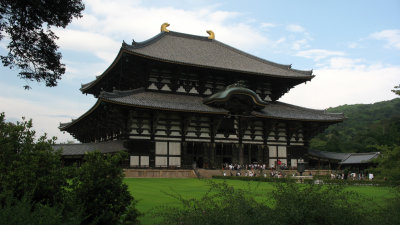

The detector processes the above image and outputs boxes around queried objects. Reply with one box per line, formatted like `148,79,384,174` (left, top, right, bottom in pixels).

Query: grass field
124,178,397,225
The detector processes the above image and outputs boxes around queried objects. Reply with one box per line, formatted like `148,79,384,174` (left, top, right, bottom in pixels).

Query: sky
1,0,399,143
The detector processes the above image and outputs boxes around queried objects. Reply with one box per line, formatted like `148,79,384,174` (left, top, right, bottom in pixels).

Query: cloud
64,0,270,54
55,29,121,62
0,82,95,143
296,49,345,61
261,22,277,28
281,61,400,109
370,29,400,50
0,95,89,143
291,39,309,50
327,57,363,69
286,24,305,33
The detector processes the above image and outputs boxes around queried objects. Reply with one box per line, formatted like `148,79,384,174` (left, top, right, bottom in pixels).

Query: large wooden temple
59,23,344,169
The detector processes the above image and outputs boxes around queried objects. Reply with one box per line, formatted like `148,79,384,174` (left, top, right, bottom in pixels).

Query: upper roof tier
81,30,314,95
123,31,312,77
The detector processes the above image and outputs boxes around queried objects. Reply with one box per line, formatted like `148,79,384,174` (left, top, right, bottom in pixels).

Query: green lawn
124,178,396,225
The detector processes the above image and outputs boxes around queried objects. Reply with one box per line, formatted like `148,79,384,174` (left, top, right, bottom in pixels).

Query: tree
0,0,84,88
71,151,138,225
393,84,400,96
0,112,66,204
371,145,400,182
0,113,139,224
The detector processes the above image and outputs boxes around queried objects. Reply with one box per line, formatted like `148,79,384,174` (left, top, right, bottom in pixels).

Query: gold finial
161,23,170,32
206,30,215,40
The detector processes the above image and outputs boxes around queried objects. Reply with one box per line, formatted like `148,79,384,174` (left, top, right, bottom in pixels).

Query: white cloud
291,39,309,50
0,95,92,143
65,0,270,53
296,49,345,61
370,29,400,50
55,29,121,62
348,42,359,49
286,24,305,33
281,61,400,109
327,57,363,69
261,22,276,28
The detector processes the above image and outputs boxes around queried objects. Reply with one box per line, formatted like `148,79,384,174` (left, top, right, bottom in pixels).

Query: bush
154,181,379,225
153,181,273,225
71,151,137,225
272,182,371,225
212,175,295,183
0,193,82,225
376,187,400,225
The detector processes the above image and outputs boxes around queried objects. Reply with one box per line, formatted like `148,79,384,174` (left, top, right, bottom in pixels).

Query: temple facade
59,24,344,169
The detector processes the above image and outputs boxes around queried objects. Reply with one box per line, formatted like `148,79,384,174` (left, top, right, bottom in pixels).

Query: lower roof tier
59,88,344,142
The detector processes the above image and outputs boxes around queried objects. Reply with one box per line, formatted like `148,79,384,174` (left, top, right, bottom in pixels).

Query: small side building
308,149,380,171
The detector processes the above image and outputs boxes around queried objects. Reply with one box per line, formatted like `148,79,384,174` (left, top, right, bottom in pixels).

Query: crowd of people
222,163,291,178
330,172,374,180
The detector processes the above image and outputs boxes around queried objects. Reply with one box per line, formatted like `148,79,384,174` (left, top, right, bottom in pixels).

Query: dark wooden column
209,143,216,169
257,145,263,163
248,144,251,164
149,141,155,168
232,144,239,164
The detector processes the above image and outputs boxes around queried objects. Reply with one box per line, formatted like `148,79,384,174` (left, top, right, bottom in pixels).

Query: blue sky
1,0,399,143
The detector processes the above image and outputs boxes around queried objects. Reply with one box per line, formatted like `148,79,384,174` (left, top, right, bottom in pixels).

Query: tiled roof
124,31,313,78
60,89,344,131
53,140,127,156
101,88,228,114
308,149,380,164
340,152,380,164
308,149,350,161
253,102,345,122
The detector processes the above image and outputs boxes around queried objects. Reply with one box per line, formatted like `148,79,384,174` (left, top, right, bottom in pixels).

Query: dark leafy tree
310,98,400,153
0,112,66,204
393,84,400,96
71,151,137,225
0,194,82,225
0,0,84,88
371,145,400,181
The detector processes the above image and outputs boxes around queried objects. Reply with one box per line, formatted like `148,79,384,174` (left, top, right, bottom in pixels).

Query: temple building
58,24,345,169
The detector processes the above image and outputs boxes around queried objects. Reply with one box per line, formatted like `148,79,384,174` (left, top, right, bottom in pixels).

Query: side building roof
53,140,127,156
308,149,380,164
81,31,313,93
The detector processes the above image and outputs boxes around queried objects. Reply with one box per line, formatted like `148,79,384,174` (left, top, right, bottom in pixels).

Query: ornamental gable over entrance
59,24,344,169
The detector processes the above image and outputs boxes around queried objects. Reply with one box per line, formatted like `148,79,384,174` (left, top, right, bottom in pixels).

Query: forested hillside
310,98,400,153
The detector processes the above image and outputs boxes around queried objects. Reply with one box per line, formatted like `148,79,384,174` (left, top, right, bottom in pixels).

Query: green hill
310,98,400,153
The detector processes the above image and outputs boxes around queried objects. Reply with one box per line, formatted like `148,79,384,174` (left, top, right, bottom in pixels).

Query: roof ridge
125,32,167,49
99,87,145,98
275,101,345,118
126,31,312,75
213,40,297,72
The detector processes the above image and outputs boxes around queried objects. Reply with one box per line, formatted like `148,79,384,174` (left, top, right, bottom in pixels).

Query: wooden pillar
203,142,210,169
232,144,239,164
149,141,155,168
258,145,263,163
238,144,244,165
210,143,216,169
248,144,251,164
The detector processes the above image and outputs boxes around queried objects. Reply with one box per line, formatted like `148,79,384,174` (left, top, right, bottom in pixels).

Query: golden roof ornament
206,30,215,40
161,23,170,32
